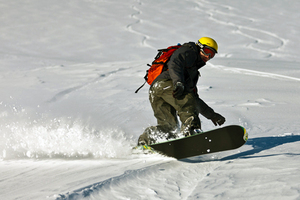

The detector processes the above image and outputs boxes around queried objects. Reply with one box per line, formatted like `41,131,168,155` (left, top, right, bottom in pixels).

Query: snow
0,0,300,199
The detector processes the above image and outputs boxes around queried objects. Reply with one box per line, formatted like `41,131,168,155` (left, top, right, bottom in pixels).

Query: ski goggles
200,46,216,59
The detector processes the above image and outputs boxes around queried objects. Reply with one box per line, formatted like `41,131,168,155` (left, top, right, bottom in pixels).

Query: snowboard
140,125,248,160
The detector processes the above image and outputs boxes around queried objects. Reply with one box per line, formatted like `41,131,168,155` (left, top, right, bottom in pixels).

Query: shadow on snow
182,135,300,163
221,135,300,160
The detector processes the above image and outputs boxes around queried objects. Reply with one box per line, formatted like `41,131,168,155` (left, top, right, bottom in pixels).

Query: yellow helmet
198,37,218,53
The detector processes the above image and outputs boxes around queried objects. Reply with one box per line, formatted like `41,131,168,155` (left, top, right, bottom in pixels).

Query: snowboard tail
147,125,248,160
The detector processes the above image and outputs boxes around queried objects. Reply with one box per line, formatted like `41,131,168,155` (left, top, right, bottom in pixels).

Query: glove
172,82,185,100
211,113,225,126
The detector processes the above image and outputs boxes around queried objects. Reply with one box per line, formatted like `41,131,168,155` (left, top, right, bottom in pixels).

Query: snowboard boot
180,116,202,137
137,126,156,146
138,125,178,145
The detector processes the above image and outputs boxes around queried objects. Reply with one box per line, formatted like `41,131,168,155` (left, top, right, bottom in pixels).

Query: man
138,37,226,145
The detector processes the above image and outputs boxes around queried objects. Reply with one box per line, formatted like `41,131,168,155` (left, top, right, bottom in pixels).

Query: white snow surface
1,0,300,199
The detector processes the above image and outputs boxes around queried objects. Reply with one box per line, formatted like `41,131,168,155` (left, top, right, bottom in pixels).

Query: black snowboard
148,125,248,160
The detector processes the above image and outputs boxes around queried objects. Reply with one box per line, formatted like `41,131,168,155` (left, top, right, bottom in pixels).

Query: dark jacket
152,42,206,92
152,42,215,119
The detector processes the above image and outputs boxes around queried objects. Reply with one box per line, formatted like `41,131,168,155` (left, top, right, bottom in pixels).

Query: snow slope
0,0,300,199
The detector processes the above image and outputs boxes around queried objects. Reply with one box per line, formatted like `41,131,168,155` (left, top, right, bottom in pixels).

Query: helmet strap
196,41,204,49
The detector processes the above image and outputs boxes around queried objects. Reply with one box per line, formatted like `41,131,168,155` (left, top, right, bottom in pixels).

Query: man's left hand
211,113,225,126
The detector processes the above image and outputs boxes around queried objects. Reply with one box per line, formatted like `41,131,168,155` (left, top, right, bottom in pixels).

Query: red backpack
135,44,181,93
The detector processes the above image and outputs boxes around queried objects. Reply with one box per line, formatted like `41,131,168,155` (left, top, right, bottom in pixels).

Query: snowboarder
138,37,226,145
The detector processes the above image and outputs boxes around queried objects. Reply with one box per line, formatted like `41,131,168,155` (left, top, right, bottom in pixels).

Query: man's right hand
172,82,185,100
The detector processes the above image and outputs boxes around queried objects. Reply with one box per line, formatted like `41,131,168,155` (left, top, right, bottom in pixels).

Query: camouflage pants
138,80,201,145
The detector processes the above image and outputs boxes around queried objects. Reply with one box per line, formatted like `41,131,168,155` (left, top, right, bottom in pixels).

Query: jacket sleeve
196,95,216,119
167,46,198,86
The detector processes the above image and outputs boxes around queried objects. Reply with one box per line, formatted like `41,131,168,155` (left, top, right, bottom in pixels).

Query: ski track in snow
126,0,154,49
47,66,130,103
210,64,300,82
193,0,288,58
